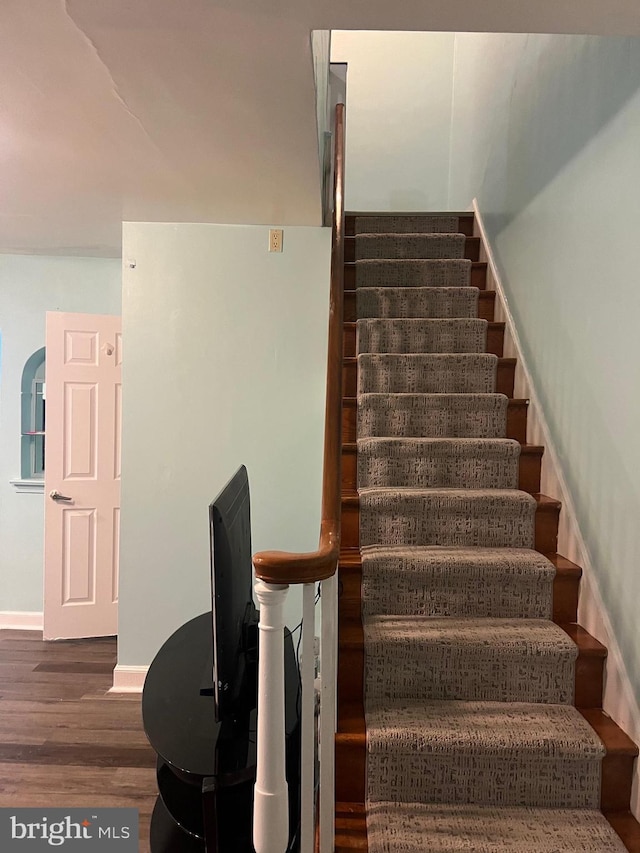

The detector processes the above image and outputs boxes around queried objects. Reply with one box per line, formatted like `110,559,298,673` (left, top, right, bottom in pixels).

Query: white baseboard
110,664,149,693
473,198,640,818
0,611,43,631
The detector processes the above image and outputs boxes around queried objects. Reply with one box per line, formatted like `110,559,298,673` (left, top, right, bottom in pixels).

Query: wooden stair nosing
343,260,488,292
335,801,368,853
605,811,640,852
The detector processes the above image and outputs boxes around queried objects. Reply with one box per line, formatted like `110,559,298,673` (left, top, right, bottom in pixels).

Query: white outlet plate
269,228,283,252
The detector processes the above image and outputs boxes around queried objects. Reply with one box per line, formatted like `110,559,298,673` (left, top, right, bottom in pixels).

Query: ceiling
1,0,638,257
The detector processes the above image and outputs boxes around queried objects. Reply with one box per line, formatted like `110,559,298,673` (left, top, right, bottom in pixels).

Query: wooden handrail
253,103,345,585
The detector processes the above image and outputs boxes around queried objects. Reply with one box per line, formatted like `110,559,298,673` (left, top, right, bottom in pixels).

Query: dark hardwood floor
0,629,157,852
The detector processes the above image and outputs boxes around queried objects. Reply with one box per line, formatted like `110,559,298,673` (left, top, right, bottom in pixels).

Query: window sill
10,478,45,494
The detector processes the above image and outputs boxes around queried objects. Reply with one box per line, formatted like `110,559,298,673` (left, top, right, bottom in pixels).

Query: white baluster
319,573,337,853
253,579,290,853
300,583,317,853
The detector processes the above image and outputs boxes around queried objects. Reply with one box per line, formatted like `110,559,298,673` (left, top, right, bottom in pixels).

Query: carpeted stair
354,216,627,851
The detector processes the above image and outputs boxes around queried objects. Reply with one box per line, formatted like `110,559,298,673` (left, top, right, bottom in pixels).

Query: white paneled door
44,312,122,640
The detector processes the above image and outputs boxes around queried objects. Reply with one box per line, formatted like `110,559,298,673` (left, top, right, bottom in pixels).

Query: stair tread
349,318,506,327
359,486,536,500
345,260,487,271
365,802,628,853
345,441,543,453
562,623,607,656
337,702,637,757
364,615,576,650
335,801,368,852
341,546,578,573
347,489,559,510
346,210,475,215
580,709,639,756
349,353,513,364
605,812,640,852
346,394,527,405
348,319,504,328
344,617,605,660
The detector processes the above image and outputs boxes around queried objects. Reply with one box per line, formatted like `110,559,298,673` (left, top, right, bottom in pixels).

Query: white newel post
253,579,290,853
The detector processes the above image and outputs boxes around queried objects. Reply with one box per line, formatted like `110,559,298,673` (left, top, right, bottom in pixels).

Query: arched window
20,347,46,481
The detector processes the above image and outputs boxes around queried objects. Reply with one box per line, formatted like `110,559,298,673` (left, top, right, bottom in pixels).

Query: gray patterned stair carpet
355,215,461,234
367,700,604,808
358,438,520,489
356,215,624,852
366,803,626,853
361,547,555,619
358,393,509,439
358,353,498,394
359,488,536,549
356,258,472,288
357,318,488,354
356,233,465,260
357,287,479,319
364,617,577,704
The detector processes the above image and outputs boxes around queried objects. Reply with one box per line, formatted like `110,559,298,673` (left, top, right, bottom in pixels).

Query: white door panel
44,312,121,640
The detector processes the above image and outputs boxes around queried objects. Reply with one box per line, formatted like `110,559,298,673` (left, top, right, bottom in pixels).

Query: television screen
209,465,256,723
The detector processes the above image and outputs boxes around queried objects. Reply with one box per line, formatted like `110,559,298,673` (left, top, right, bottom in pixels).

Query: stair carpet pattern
354,215,626,852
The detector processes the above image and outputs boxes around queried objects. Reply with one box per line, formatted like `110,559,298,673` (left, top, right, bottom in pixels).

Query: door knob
49,490,73,502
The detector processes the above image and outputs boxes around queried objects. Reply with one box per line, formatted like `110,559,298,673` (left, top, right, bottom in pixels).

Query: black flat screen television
209,465,258,723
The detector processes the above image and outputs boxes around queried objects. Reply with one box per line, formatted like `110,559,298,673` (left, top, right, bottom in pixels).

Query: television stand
142,611,300,852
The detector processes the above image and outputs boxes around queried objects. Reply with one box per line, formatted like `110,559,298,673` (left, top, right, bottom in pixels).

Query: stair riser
335,734,634,813
341,499,558,553
344,236,480,263
339,560,579,624
336,739,367,803
354,452,517,490
339,639,602,708
334,802,367,853
575,654,605,709
553,574,579,623
343,398,528,444
343,358,515,397
345,214,475,237
342,447,541,493
602,756,636,811
344,288,494,322
365,753,600,809
359,501,535,549
369,646,575,705
344,262,488,292
343,323,504,358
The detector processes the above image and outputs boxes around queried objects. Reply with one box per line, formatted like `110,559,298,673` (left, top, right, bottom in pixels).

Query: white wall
330,31,455,211
449,32,640,726
119,223,331,666
0,254,121,614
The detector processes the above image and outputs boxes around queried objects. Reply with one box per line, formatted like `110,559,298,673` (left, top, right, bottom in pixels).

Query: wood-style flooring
0,629,157,852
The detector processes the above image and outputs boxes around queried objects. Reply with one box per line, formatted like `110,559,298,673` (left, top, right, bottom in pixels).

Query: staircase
335,213,640,852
